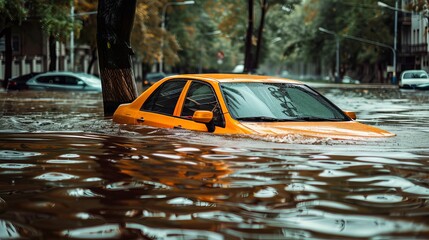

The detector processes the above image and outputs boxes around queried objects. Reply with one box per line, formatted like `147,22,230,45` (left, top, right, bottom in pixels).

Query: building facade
399,0,429,73
0,20,145,81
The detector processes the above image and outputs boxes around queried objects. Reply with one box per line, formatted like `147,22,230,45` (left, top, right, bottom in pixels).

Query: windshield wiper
236,116,295,122
236,116,346,122
293,116,345,121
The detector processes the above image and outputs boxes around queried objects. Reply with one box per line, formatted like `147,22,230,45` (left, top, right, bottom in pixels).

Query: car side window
64,76,79,85
38,76,64,84
36,76,53,84
141,80,187,115
54,76,63,84
181,81,225,127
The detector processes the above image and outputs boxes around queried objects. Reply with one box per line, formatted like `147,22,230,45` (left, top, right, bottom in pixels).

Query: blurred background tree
74,0,98,73
264,0,394,83
0,0,77,86
410,0,429,21
1,0,399,85
243,0,301,73
168,0,239,73
0,0,27,87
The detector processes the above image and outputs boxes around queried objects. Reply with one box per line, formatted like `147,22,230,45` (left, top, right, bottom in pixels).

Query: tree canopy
2,0,399,83
0,0,78,40
263,0,394,82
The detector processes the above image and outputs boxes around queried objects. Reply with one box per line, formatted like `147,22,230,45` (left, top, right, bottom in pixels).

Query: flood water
0,86,428,239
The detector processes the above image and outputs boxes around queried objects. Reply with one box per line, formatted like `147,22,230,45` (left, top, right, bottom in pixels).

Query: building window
425,27,428,44
0,36,20,52
417,29,420,44
12,35,20,52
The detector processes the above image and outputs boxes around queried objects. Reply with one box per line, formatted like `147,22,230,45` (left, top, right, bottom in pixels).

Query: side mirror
192,110,213,123
192,110,215,132
344,111,357,120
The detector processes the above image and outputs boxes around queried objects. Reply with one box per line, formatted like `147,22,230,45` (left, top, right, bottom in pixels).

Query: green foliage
2,0,398,77
0,0,27,28
163,0,302,73
74,0,181,68
38,0,77,40
410,0,429,19
264,0,393,78
133,0,176,65
165,0,242,72
0,0,80,41
74,0,98,47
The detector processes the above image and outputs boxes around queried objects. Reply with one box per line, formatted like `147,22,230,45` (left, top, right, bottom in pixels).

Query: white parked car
26,71,102,92
342,76,361,84
399,70,429,89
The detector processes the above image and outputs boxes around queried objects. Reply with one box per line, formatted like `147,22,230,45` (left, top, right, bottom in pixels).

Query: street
0,86,428,238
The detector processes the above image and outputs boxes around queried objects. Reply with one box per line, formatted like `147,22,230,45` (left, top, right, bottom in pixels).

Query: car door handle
137,117,145,123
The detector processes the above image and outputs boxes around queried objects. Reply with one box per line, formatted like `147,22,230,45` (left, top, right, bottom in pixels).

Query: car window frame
36,75,56,84
219,82,350,121
140,79,188,116
179,80,225,128
63,75,81,85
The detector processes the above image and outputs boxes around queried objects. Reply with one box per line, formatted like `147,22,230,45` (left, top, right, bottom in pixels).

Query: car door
37,75,64,90
31,75,57,90
135,80,187,129
175,81,225,132
60,75,85,90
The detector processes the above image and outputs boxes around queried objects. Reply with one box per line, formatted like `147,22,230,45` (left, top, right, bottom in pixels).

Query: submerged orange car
113,74,395,139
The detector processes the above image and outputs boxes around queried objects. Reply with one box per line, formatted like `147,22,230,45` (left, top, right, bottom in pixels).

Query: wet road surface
0,86,428,239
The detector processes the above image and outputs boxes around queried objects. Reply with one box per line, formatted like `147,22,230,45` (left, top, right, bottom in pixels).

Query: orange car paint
113,74,395,139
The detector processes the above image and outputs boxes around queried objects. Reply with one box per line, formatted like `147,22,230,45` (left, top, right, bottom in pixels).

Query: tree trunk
48,35,57,71
2,27,12,89
253,0,268,71
97,0,138,116
243,0,254,73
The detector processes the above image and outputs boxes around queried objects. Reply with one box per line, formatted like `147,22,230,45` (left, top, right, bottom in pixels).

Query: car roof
401,70,427,74
36,71,98,78
37,71,75,76
165,73,303,84
402,70,426,72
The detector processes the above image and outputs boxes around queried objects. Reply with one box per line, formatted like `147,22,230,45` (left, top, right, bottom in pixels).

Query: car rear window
141,80,187,115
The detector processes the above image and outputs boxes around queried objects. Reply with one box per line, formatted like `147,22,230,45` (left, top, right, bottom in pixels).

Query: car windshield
220,82,348,121
403,71,428,79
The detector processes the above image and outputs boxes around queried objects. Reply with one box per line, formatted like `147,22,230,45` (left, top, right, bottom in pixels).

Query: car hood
239,121,395,140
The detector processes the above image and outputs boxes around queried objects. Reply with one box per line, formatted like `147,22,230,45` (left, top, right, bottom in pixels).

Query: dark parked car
143,72,167,88
26,71,102,92
1,72,42,90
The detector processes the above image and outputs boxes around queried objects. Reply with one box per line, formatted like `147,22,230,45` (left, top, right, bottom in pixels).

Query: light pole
70,2,74,71
160,0,195,73
378,0,402,84
69,1,97,72
319,27,340,83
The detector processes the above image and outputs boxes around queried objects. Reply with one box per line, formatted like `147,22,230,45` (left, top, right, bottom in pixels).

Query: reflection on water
0,88,429,239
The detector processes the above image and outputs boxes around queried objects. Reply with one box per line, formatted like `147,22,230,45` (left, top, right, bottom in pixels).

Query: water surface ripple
0,89,428,239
